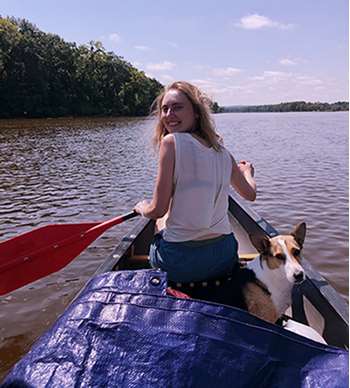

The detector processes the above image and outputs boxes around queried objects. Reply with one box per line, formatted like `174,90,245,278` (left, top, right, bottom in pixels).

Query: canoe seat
239,253,257,262
127,255,150,270
127,254,258,267
129,254,149,262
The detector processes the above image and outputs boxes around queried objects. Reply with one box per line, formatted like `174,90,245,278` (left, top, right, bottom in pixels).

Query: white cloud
190,79,217,89
296,76,323,86
251,70,296,85
249,75,265,81
263,71,292,80
134,45,151,51
211,67,242,77
146,61,176,71
236,14,294,30
280,58,297,66
109,33,121,44
167,41,178,48
248,72,324,89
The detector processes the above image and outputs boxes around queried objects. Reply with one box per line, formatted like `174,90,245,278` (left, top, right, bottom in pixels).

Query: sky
1,0,348,105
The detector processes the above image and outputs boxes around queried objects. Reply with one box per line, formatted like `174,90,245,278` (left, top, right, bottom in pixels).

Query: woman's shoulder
162,133,176,142
224,147,234,160
219,145,234,164
162,132,191,147
160,133,176,150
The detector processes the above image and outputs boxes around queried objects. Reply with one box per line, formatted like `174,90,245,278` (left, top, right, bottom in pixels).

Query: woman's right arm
230,156,256,201
134,134,175,218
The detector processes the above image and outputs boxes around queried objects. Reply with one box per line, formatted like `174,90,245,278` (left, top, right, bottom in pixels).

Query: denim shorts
149,232,239,282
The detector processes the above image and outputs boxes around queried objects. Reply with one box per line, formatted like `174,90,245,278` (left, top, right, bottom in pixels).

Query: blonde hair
151,81,222,151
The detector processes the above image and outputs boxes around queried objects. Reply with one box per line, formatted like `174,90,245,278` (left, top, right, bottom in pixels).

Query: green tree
0,16,163,118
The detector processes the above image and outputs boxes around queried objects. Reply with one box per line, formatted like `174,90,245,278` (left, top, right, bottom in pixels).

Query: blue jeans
149,232,239,282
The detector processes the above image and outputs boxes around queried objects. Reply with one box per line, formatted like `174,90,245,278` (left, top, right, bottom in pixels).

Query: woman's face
160,89,197,133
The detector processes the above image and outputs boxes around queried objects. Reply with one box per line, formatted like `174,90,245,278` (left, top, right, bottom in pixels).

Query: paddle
0,211,139,295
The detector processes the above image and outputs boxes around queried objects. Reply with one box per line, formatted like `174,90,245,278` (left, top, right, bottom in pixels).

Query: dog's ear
291,222,306,248
249,233,270,254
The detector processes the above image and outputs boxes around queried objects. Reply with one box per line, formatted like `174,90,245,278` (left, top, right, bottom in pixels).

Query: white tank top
163,133,233,242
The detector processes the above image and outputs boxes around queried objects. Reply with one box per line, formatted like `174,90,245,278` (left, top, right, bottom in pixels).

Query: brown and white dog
242,222,306,323
168,223,306,325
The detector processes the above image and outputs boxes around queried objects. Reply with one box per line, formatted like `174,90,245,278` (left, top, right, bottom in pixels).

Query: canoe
94,193,349,349
2,194,348,387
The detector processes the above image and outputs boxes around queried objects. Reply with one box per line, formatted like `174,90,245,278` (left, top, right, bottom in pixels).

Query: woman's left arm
134,135,175,218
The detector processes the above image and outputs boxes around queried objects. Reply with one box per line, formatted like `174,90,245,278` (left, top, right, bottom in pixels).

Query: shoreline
0,110,348,125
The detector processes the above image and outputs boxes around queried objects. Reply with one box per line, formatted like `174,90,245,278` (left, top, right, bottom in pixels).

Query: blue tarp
2,269,348,387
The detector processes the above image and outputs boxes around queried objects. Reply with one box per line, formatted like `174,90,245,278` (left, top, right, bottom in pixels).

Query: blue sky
1,0,348,105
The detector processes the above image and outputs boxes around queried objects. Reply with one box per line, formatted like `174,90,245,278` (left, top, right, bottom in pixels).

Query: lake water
0,112,348,379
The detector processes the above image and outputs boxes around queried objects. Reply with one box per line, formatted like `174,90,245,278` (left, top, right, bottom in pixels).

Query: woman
134,81,256,283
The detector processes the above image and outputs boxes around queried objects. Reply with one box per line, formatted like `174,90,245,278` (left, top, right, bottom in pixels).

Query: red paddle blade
0,211,138,295
0,223,99,265
0,223,99,295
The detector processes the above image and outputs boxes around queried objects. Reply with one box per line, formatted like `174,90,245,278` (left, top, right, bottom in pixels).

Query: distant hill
220,101,349,113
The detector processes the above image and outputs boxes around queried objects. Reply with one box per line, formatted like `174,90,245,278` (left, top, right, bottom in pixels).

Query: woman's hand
231,156,256,201
134,200,150,217
237,160,254,177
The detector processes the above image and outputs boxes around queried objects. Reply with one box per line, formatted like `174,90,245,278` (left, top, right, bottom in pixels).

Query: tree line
0,17,163,118
221,101,349,113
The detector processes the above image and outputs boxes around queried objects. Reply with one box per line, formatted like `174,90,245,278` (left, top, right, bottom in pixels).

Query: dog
239,222,306,323
169,223,306,324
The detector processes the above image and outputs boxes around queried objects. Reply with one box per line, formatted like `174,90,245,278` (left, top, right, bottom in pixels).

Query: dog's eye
275,254,285,261
293,249,301,256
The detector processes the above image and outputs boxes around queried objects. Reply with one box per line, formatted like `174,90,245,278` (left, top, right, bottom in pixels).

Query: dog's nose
294,271,305,283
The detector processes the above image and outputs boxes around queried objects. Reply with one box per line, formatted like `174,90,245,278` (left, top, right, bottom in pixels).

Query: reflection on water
0,112,348,379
